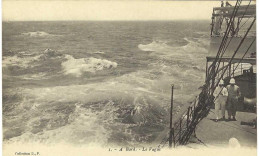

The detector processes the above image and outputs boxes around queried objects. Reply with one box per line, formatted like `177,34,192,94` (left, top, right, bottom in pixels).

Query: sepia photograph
2,0,257,155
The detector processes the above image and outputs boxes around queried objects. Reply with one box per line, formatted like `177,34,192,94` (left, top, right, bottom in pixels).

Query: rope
157,134,170,149
210,18,255,100
213,17,255,89
212,0,252,84
233,37,255,71
193,133,208,147
215,0,252,70
209,0,242,80
236,0,252,32
167,0,256,148
206,1,242,97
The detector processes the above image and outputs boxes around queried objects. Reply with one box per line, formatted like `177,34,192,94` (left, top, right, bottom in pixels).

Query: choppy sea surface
3,21,210,147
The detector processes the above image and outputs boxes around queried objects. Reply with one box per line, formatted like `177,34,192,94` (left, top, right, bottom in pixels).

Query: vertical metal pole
205,61,208,82
229,64,231,77
211,64,215,95
179,119,182,142
169,85,174,148
210,9,215,36
172,128,175,147
236,18,240,37
226,63,228,77
193,104,196,122
241,63,243,75
234,63,235,76
222,62,224,76
187,107,190,128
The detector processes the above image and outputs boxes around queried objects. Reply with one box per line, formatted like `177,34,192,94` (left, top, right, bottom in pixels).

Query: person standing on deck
226,78,241,121
221,1,224,7
213,80,228,122
226,1,232,7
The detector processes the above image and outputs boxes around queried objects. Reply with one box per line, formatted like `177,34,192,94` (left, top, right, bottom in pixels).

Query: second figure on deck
226,78,241,121
214,79,228,122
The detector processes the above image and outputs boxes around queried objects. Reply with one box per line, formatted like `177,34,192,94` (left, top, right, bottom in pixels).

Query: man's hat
229,78,235,84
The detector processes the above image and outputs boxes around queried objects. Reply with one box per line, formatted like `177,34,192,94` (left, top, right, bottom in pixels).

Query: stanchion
169,84,174,148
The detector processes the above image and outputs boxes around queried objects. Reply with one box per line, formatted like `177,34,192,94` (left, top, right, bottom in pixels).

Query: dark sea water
2,21,210,146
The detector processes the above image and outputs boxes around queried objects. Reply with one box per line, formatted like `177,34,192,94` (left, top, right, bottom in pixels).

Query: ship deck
187,109,257,148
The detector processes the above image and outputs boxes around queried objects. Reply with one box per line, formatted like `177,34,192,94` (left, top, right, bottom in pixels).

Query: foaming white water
21,31,58,37
2,55,42,68
20,72,49,80
93,51,105,54
7,102,112,145
182,37,209,53
138,40,172,52
2,49,61,69
4,71,167,145
3,60,203,145
61,55,117,77
138,38,209,64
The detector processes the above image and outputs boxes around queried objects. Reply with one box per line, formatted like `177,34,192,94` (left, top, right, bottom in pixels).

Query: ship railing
171,100,197,147
168,89,212,147
211,31,256,38
214,62,254,83
237,30,256,38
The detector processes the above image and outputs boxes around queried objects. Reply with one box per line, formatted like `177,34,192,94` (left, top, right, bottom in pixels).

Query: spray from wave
21,31,60,37
61,55,118,77
138,40,173,52
3,49,118,78
2,55,42,68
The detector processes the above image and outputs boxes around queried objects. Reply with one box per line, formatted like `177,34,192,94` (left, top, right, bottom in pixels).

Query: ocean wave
93,51,105,54
182,37,209,53
5,102,112,145
2,55,42,68
61,55,118,77
21,31,59,37
2,49,61,69
3,78,167,145
20,72,49,80
138,38,209,58
3,62,203,145
138,40,172,52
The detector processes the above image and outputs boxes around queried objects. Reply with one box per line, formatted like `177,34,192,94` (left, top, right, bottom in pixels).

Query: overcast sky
2,1,250,21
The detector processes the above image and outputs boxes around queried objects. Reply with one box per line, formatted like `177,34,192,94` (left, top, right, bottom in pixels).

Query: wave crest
21,31,59,37
3,55,41,68
138,40,172,52
62,55,118,77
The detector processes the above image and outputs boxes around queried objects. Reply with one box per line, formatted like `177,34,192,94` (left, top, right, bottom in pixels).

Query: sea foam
21,31,60,37
61,55,117,77
21,31,51,37
138,40,172,52
2,55,42,68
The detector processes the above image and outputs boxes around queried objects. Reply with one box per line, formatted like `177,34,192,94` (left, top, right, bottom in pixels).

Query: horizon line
2,19,211,22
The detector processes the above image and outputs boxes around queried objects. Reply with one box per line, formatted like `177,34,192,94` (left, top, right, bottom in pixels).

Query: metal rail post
233,63,235,76
187,107,190,128
179,119,182,142
206,61,208,82
169,85,174,148
229,64,231,77
241,63,243,75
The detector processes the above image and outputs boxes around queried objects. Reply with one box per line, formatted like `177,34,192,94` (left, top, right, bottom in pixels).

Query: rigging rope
166,0,256,148
207,0,242,86
211,0,252,81
233,38,255,71
211,17,256,102
214,0,251,73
